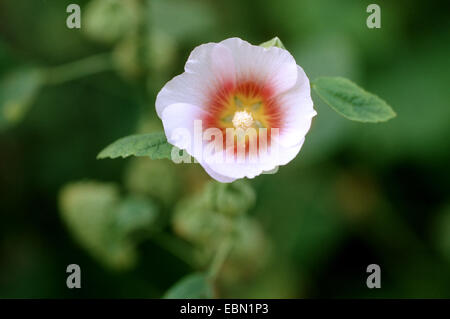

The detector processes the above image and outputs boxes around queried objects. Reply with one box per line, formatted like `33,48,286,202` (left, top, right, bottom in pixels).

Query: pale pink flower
156,37,316,183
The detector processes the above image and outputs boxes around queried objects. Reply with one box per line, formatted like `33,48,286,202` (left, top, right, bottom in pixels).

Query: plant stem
150,232,199,269
45,53,114,85
208,236,233,281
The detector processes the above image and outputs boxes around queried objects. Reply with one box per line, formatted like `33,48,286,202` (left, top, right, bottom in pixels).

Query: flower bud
84,0,140,44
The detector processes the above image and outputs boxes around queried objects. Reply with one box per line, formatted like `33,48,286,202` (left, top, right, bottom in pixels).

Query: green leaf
259,37,286,49
163,273,213,299
59,181,158,270
97,132,174,160
0,67,43,130
311,76,396,123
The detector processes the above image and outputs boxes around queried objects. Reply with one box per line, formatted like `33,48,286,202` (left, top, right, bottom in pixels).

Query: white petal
161,103,208,158
160,103,237,184
277,66,316,148
274,137,305,165
201,161,237,183
155,42,236,117
220,37,298,96
203,138,305,180
189,43,236,86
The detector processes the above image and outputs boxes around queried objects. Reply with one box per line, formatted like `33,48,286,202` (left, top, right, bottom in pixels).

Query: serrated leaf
97,132,174,160
311,76,396,123
259,37,286,49
163,273,213,299
0,67,43,130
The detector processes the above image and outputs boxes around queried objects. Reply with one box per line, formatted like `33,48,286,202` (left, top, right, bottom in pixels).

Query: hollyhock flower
156,37,316,183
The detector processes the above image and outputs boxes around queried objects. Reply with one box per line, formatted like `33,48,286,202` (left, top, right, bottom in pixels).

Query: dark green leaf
163,273,213,299
312,76,396,122
97,132,174,160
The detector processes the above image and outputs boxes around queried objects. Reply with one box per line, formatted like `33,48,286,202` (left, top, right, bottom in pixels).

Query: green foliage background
0,0,449,298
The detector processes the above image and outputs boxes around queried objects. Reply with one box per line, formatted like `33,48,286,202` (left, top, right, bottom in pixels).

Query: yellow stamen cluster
232,110,254,129
220,95,267,129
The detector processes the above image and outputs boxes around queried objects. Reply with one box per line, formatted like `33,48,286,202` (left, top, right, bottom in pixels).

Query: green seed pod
147,30,177,72
222,217,270,282
84,0,140,44
172,198,232,248
124,157,179,206
112,33,142,79
202,180,256,216
113,30,177,80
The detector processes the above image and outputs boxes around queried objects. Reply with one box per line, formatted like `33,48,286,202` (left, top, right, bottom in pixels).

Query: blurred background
0,0,449,298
